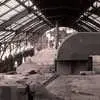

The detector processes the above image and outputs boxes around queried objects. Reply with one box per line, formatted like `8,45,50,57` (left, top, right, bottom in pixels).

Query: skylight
0,0,6,4
0,10,18,20
0,5,10,16
6,0,19,8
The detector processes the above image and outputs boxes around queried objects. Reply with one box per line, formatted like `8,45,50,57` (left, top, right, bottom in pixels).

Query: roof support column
55,22,59,49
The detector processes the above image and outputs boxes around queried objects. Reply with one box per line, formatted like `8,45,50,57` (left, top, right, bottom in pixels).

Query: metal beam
0,3,21,18
26,21,44,32
1,33,15,42
17,16,40,32
41,6,81,11
77,24,90,32
90,7,100,16
27,24,50,40
78,21,98,32
79,24,91,32
0,0,10,6
26,21,45,33
37,25,50,34
0,32,15,41
16,0,54,27
0,10,28,30
72,24,82,32
0,29,15,32
32,24,49,33
85,17,100,28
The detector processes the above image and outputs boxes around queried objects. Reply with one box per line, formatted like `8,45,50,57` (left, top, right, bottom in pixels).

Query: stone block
0,84,28,100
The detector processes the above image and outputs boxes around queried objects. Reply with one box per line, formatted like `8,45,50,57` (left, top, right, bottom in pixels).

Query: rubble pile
0,72,57,100
16,48,56,75
0,48,58,100
16,62,40,75
31,48,56,65
2,48,100,100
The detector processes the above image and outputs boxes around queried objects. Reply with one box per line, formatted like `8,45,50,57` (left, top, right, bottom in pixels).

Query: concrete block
0,84,28,100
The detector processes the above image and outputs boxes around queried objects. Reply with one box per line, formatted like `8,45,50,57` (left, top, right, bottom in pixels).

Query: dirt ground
46,75,100,100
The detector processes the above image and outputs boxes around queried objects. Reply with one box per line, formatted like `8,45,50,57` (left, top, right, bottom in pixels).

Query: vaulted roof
33,0,95,26
0,0,100,59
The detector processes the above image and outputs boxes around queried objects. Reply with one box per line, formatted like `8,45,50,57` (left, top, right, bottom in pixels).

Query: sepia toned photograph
0,0,99,100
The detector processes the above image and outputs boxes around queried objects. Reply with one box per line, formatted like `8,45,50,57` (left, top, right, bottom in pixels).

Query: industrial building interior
1,0,100,100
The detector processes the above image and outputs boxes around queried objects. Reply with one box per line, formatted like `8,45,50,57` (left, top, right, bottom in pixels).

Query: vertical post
40,35,43,49
88,56,93,71
55,21,59,49
10,43,11,55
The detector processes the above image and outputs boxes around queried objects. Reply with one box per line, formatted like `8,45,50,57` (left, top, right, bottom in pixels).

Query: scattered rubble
16,62,40,75
0,48,58,100
31,48,56,66
47,75,100,100
16,48,56,75
3,48,100,100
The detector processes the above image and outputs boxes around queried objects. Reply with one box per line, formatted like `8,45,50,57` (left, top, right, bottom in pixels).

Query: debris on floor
46,75,100,100
16,48,56,75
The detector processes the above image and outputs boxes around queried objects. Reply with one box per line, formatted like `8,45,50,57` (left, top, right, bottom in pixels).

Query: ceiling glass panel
0,10,18,20
0,5,10,16
6,0,19,8
0,0,6,3
0,19,4,24
89,16,100,25
14,5,25,12
0,31,6,36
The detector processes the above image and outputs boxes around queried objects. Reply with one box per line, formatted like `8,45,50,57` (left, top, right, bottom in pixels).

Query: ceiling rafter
79,20,98,32
72,23,88,32
0,10,28,30
0,0,10,6
83,17,100,29
16,0,54,27
0,0,99,55
17,16,40,32
26,21,46,33
78,24,92,32
32,24,48,33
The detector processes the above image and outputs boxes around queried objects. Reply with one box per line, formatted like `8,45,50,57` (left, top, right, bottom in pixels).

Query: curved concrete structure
56,32,100,74
57,32,100,60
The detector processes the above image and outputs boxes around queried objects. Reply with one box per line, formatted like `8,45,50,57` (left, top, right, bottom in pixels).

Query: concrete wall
92,56,100,74
0,85,28,100
56,61,71,75
72,61,89,74
57,32,100,60
56,32,100,75
56,61,88,75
